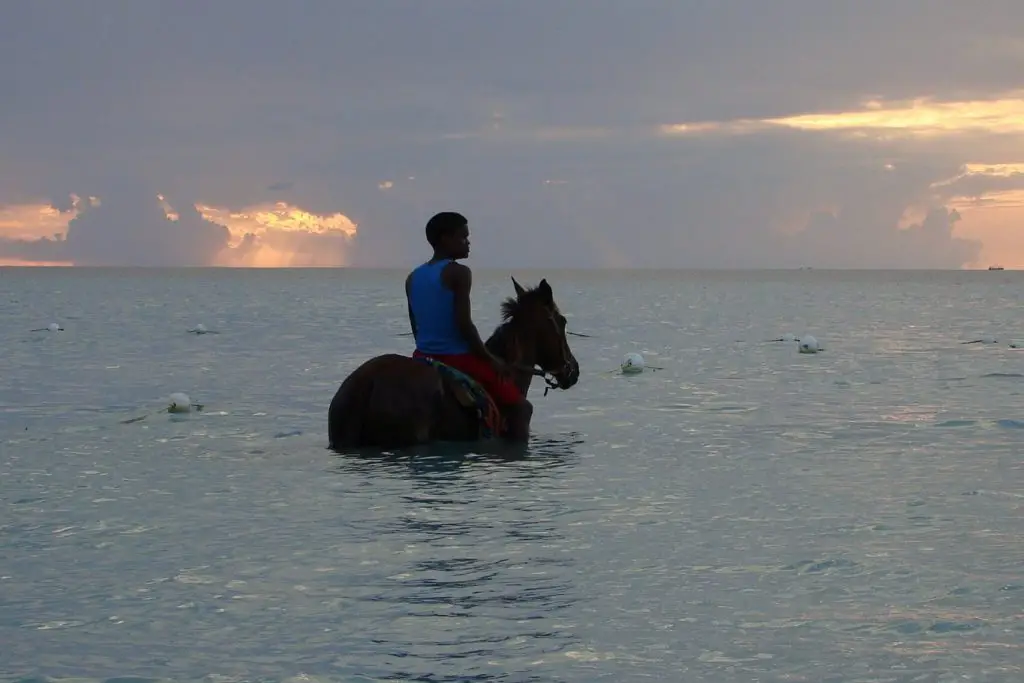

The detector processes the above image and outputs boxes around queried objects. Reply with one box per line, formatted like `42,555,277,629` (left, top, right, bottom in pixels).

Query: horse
328,276,580,450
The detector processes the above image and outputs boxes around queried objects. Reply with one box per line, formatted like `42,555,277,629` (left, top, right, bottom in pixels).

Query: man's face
446,224,470,259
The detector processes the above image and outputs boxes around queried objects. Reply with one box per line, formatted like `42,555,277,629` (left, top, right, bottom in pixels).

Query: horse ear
538,278,553,304
511,276,527,298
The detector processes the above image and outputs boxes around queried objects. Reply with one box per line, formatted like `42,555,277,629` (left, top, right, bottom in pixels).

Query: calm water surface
1,268,1022,682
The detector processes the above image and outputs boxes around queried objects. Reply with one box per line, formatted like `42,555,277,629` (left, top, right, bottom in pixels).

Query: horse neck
485,321,536,396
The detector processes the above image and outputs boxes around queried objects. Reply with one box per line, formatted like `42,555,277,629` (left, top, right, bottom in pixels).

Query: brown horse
328,276,580,450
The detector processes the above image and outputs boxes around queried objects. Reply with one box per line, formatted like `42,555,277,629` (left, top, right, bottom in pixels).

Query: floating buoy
621,352,646,374
168,393,193,413
30,322,64,332
798,335,820,354
188,324,218,334
121,393,204,424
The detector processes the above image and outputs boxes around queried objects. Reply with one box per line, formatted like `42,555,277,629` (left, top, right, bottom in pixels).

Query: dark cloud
783,207,979,269
67,195,228,267
338,129,983,269
0,235,66,263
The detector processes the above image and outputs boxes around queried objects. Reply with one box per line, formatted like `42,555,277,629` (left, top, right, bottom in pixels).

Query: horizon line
0,265,1012,272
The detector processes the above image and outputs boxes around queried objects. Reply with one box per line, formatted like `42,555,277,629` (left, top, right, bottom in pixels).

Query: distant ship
988,265,1005,271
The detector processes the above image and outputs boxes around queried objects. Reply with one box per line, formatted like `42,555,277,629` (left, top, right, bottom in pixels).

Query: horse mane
487,282,557,357
499,283,557,323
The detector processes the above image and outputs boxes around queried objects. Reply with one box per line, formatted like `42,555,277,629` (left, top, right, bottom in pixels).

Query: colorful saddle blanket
415,357,503,439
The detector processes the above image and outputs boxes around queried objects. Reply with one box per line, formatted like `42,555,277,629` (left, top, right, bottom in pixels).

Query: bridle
524,364,563,396
495,307,573,396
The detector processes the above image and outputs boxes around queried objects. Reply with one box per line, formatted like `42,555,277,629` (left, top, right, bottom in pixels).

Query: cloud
0,126,993,269
661,93,1024,141
0,190,358,267
3,2,1024,268
930,163,1024,210
784,206,979,269
198,201,358,267
366,126,984,269
62,185,230,266
0,202,73,242
0,188,228,266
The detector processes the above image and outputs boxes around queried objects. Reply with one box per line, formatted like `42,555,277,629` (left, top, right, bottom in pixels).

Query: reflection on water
328,433,585,681
333,431,585,475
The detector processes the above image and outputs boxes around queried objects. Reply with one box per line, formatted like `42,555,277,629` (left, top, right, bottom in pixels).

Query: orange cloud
0,196,358,267
0,202,76,241
769,95,1024,137
931,163,1024,211
926,163,1024,268
661,92,1024,139
660,94,1024,268
197,201,358,267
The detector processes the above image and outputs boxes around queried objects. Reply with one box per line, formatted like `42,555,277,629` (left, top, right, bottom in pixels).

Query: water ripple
1,269,1023,681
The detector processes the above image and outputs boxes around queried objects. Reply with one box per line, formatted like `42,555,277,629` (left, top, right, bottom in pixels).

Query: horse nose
564,358,580,388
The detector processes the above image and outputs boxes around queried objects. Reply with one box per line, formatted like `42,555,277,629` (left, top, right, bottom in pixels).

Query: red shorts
414,350,523,407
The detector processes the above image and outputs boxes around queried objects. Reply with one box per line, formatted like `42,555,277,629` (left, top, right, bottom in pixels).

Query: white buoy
798,335,820,354
188,323,218,335
47,322,62,332
621,352,646,374
168,392,192,413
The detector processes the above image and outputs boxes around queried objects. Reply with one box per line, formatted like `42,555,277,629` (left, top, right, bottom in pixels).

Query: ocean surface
1,267,1022,683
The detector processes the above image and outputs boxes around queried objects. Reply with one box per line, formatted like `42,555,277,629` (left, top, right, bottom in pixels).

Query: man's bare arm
446,263,491,359
405,272,417,336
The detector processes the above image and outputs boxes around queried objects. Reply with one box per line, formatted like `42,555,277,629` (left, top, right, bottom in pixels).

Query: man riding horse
327,212,580,450
406,211,532,441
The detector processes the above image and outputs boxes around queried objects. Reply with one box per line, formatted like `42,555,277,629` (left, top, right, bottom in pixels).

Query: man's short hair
425,212,467,247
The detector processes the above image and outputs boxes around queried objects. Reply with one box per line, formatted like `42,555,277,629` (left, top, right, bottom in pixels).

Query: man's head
425,211,470,260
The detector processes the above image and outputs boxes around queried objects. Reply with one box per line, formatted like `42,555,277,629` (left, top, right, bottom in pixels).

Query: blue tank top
408,260,470,355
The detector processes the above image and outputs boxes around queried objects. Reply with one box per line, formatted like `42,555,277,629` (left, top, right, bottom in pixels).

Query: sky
3,0,1024,269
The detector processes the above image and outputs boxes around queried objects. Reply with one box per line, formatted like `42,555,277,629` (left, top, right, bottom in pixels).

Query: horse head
488,276,580,392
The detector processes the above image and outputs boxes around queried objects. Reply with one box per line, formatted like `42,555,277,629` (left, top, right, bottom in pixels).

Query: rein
505,362,561,396
491,322,566,397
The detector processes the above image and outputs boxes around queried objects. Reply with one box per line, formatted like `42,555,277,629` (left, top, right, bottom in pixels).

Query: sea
1,267,1022,683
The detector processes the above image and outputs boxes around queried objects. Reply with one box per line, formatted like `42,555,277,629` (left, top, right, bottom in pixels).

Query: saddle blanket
415,357,503,439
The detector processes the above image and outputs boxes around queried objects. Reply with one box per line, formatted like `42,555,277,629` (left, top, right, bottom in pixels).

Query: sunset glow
198,202,358,246
657,94,1024,268
769,94,1024,136
0,196,358,268
0,202,74,241
661,93,1024,138
5,97,1024,268
198,201,358,267
0,258,73,267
